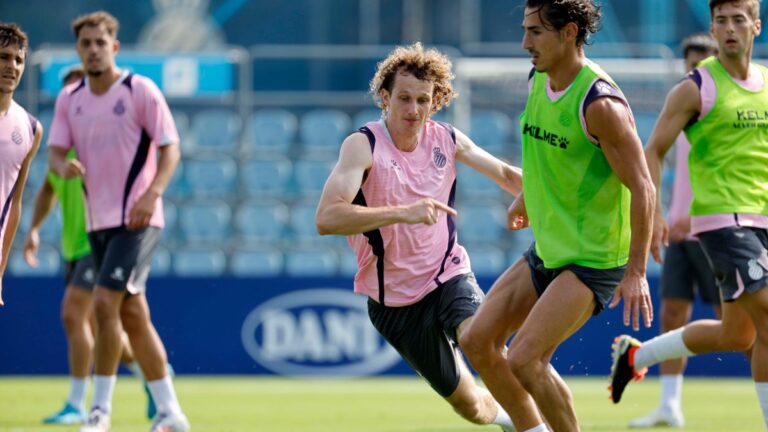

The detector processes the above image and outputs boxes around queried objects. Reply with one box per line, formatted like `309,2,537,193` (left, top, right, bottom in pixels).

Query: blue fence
0,275,749,377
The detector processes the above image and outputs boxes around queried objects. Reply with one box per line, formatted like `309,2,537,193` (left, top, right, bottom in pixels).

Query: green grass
0,376,763,431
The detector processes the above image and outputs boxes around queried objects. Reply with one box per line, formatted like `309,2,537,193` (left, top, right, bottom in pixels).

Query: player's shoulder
124,73,163,95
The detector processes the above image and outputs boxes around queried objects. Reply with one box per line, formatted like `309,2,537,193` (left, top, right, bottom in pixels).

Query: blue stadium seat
230,246,284,277
284,246,339,277
292,157,335,197
160,201,177,246
24,156,50,198
178,199,232,245
172,110,189,147
190,109,242,153
634,112,658,144
165,162,187,202
8,245,60,276
150,246,172,276
338,248,358,277
463,245,507,277
470,110,512,155
299,109,351,156
457,202,508,245
172,248,227,276
234,200,289,244
352,108,383,128
456,163,505,201
183,155,238,199
508,228,534,261
288,200,319,242
239,156,292,198
36,109,54,145
244,109,297,156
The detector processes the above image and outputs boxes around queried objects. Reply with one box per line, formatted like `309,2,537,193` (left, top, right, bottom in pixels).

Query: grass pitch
0,376,763,431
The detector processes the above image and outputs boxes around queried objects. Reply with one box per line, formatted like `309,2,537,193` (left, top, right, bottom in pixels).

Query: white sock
659,374,683,411
91,375,117,414
124,361,144,379
756,382,768,428
634,328,694,370
523,424,549,432
147,375,183,416
493,401,513,426
67,376,88,412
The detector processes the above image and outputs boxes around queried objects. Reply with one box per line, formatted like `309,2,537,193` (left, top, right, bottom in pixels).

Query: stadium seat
234,200,289,244
244,109,297,156
292,157,335,197
338,248,358,277
457,202,508,245
470,110,513,155
178,199,232,245
172,248,227,277
190,109,242,153
165,161,187,202
299,109,351,156
239,156,292,198
8,245,60,276
456,163,505,201
230,246,284,277
24,155,50,198
150,246,172,276
172,110,190,150
160,201,177,246
352,108,383,128
634,111,658,144
183,155,238,199
463,245,507,277
284,246,339,277
288,200,319,242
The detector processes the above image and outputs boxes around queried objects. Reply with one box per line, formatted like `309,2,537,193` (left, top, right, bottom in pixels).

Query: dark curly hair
0,22,28,54
525,0,601,46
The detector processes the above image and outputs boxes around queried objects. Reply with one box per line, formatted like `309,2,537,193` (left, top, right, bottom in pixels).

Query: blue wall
0,275,749,377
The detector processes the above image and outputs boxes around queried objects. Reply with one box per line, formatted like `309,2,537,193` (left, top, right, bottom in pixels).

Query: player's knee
449,394,485,424
459,328,500,367
60,307,84,331
119,303,149,335
507,347,541,386
723,328,755,352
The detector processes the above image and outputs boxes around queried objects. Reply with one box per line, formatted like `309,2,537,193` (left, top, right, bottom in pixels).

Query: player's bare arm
587,97,655,331
644,79,701,263
0,122,42,305
316,133,457,236
455,128,523,196
506,192,529,230
127,142,180,229
49,146,85,179
23,177,57,267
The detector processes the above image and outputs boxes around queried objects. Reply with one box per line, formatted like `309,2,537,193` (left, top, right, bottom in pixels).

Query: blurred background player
0,22,42,306
627,33,720,429
611,1,768,428
316,42,523,432
24,65,158,425
47,11,188,432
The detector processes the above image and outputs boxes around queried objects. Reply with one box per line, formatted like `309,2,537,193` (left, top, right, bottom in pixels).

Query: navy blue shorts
88,226,161,294
660,240,719,304
697,227,768,302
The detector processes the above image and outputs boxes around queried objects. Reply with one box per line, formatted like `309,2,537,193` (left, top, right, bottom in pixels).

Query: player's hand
668,215,691,244
403,198,457,225
127,191,157,229
609,272,653,331
58,159,86,179
23,229,40,268
507,195,529,230
650,212,668,264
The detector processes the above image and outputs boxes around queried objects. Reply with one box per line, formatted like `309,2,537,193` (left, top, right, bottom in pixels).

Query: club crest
433,147,447,168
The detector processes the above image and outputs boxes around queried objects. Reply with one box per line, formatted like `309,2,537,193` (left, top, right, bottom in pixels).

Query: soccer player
627,33,720,429
0,22,42,306
316,42,524,432
610,1,768,428
459,1,656,430
47,11,188,432
25,65,157,425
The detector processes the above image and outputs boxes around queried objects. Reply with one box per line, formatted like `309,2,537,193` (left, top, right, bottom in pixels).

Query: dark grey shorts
87,226,161,294
524,242,626,315
660,241,720,304
64,254,96,291
367,273,484,398
697,226,768,302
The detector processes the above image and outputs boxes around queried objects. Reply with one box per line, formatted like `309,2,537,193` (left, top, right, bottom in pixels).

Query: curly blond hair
369,42,457,115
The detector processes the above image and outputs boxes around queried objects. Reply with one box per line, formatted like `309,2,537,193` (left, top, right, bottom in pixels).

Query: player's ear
113,39,121,54
755,18,762,37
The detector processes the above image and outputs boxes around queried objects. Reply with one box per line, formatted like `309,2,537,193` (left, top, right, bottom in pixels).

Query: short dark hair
709,0,761,20
72,11,119,39
681,33,718,58
0,22,28,54
525,0,601,46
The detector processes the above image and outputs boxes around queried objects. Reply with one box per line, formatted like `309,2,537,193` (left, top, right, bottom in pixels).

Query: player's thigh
720,300,756,350
508,270,594,361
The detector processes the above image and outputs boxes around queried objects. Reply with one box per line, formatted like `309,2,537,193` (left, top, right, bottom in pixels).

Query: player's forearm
316,202,408,236
497,164,523,196
147,144,180,198
29,182,56,231
644,148,665,218
48,148,69,178
0,204,21,275
625,181,656,276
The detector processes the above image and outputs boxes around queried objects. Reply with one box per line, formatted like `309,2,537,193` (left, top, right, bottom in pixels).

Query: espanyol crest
433,147,447,168
11,127,23,145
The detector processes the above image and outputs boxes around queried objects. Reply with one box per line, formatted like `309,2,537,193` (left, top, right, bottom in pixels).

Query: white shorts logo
110,267,125,282
747,259,765,281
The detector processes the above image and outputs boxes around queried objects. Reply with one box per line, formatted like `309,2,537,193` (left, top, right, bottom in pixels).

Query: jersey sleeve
135,76,179,147
48,89,73,149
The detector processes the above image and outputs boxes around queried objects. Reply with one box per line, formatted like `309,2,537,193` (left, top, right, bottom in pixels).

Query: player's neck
0,93,12,116
384,118,420,152
718,53,753,81
547,50,586,92
88,67,122,95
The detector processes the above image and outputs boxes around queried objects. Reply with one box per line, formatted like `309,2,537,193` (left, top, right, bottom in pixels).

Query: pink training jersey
48,71,179,232
348,119,471,307
0,100,36,258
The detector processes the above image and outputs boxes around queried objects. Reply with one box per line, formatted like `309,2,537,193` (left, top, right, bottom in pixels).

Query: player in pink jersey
0,22,42,306
47,11,188,432
317,42,526,432
627,33,721,429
